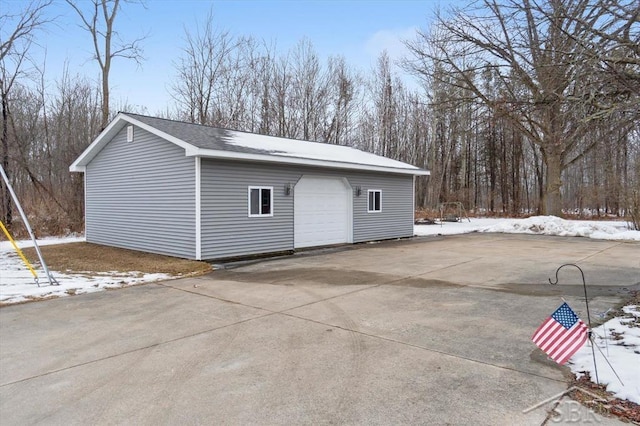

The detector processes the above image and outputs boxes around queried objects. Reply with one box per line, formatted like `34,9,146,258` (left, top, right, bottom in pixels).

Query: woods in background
1,0,639,236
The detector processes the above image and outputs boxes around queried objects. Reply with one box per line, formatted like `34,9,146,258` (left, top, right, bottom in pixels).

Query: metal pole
0,164,58,286
549,263,598,384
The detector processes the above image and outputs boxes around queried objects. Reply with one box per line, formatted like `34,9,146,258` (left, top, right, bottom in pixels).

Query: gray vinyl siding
349,174,414,242
200,160,414,259
85,126,195,258
200,160,298,259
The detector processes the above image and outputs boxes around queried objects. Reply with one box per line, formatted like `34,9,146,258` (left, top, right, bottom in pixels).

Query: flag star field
551,303,580,329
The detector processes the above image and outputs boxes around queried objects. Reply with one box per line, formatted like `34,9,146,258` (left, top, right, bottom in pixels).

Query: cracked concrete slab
0,283,268,385
1,234,637,424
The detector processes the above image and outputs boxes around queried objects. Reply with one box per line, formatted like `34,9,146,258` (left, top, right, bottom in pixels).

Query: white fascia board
122,115,194,152
69,113,197,172
70,113,431,177
188,148,431,176
69,112,128,172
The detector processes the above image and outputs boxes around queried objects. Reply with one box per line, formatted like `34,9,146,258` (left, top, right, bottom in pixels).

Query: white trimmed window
368,190,382,212
248,186,273,217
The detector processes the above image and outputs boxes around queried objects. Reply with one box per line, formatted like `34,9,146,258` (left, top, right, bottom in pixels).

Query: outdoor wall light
284,183,292,196
355,186,362,197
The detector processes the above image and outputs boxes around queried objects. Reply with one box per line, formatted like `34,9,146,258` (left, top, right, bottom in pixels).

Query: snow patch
414,216,640,241
0,236,171,305
569,305,640,404
225,131,421,170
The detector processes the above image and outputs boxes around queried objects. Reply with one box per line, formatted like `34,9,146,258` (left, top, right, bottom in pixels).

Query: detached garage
70,113,430,260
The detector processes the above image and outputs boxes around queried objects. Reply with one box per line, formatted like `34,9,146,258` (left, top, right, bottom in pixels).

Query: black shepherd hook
548,263,599,384
549,264,593,330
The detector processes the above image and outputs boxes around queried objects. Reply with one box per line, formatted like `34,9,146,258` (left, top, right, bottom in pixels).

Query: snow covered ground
0,237,171,305
570,304,640,405
415,215,640,241
1,216,639,404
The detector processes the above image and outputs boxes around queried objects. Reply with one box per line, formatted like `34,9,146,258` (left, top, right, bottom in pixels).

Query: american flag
532,302,588,365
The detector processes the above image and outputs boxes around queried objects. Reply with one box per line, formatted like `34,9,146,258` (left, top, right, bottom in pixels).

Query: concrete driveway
1,234,638,425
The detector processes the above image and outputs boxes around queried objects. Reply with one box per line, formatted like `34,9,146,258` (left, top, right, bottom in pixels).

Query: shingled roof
70,112,430,176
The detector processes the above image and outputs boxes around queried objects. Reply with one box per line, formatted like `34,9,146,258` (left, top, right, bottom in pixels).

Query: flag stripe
554,332,588,365
545,321,584,359
547,322,588,364
555,332,588,364
546,322,582,354
534,321,564,350
531,302,588,365
532,322,560,347
545,322,586,362
535,322,570,351
532,318,556,342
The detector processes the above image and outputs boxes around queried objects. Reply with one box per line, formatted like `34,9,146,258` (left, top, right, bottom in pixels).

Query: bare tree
324,56,360,145
289,39,332,141
561,0,639,102
66,0,145,128
368,52,400,158
0,0,51,229
171,11,238,126
404,0,636,216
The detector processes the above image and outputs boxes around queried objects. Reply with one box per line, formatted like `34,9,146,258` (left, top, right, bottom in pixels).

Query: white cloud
364,26,419,64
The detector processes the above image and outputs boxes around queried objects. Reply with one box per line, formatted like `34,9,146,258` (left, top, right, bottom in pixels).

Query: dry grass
569,374,640,424
22,243,212,276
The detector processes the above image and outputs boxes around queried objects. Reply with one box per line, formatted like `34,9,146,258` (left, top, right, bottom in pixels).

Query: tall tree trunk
101,49,110,128
544,148,563,216
67,0,144,129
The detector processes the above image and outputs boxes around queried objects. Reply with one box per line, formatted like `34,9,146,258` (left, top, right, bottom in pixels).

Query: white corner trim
412,175,416,220
343,178,354,244
83,172,88,238
195,157,202,260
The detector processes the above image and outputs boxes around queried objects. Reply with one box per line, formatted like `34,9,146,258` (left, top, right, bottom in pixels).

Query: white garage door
294,176,351,248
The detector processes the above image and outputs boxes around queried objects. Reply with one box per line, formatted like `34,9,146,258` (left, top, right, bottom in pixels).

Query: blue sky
20,0,459,114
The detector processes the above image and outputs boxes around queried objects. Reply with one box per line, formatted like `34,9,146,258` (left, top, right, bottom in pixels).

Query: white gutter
187,148,431,176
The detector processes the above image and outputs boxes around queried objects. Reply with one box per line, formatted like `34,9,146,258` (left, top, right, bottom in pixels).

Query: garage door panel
294,177,350,248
